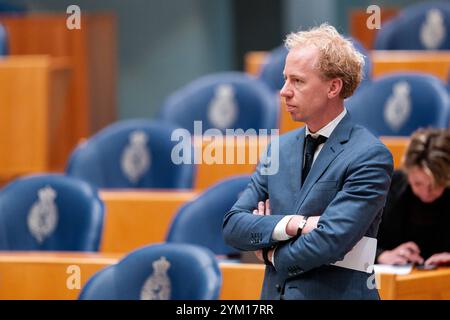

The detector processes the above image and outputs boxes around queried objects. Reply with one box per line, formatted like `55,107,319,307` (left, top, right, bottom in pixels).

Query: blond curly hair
284,23,365,99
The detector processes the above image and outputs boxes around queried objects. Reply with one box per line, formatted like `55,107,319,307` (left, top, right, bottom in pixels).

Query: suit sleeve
273,143,393,278
222,144,285,251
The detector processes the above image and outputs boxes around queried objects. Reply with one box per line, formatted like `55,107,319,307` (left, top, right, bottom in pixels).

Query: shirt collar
305,108,347,138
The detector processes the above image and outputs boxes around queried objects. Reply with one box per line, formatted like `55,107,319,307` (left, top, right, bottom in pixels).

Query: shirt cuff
271,247,276,269
272,215,295,241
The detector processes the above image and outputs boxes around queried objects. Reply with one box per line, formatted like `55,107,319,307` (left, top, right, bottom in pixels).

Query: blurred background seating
66,119,195,189
159,72,279,134
0,174,104,251
78,243,221,300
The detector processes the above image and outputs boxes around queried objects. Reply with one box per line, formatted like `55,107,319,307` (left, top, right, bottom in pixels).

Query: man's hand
377,241,424,265
285,215,320,236
425,252,450,266
253,200,271,262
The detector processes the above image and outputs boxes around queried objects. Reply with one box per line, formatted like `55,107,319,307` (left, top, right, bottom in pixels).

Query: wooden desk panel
220,263,264,300
0,252,121,299
245,51,268,76
195,134,409,190
100,191,198,253
194,137,270,190
1,13,117,151
380,136,409,169
0,56,71,179
0,252,264,300
378,268,450,300
372,51,450,81
2,252,449,300
245,50,450,82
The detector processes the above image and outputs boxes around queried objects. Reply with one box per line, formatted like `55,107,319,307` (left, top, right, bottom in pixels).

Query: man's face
280,46,331,124
408,166,445,203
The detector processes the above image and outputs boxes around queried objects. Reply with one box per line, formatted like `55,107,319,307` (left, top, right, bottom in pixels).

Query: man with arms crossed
223,24,393,299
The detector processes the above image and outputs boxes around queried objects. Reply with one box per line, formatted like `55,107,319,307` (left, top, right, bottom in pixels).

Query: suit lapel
289,128,305,209
294,113,354,214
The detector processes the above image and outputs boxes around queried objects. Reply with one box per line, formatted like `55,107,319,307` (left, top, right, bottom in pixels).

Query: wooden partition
349,8,399,50
0,14,117,167
0,252,122,300
194,133,408,190
2,252,449,300
245,50,450,82
380,136,409,169
0,252,264,300
0,55,71,183
194,136,271,190
377,268,450,300
372,51,450,81
100,190,198,253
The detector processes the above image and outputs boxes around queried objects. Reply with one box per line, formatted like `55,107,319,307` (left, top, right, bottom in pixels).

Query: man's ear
328,78,343,98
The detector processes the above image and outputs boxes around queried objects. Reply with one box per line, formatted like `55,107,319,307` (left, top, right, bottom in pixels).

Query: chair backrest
0,174,104,251
346,72,450,136
159,72,279,134
166,175,250,256
66,119,195,189
79,243,222,300
0,23,7,55
258,37,372,92
375,2,450,50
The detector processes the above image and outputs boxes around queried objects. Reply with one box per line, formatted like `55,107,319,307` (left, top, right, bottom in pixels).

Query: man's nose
280,83,292,98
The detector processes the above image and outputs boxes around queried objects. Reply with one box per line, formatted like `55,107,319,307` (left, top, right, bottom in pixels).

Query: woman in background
377,128,450,266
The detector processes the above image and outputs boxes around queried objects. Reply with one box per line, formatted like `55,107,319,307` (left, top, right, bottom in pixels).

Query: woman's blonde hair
403,128,450,187
284,23,365,99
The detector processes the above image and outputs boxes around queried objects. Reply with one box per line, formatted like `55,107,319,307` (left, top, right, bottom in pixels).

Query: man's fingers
254,250,264,262
258,201,265,215
265,199,271,215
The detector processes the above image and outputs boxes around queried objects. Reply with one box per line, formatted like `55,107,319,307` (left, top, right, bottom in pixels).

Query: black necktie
302,134,327,184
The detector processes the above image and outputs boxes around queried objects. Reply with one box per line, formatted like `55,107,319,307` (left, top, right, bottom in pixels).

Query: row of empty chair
0,174,249,256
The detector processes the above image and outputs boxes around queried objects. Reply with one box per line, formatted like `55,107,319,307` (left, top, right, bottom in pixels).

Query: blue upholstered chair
166,175,250,257
79,243,222,300
159,72,279,134
0,174,104,251
375,2,450,50
0,23,7,56
346,73,450,136
66,119,195,189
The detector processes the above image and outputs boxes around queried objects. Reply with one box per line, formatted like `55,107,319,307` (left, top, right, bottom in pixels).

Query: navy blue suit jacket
223,113,393,299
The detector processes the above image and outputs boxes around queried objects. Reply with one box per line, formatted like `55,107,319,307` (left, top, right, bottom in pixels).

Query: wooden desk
0,55,71,182
245,50,450,82
378,267,450,300
194,136,270,190
2,252,449,300
0,13,117,156
98,138,406,253
194,134,407,191
372,51,450,81
0,252,122,299
220,263,264,299
0,252,264,300
380,136,409,169
100,190,198,253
